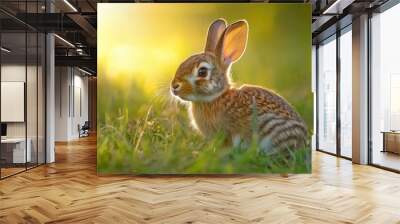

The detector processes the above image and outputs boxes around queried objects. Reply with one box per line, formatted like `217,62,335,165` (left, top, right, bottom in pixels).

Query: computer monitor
1,123,7,137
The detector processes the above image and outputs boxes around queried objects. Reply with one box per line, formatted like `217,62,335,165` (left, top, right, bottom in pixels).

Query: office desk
1,138,31,163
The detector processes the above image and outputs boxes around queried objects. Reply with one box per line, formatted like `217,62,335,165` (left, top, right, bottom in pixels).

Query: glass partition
339,27,352,158
371,3,400,171
317,35,337,154
1,30,28,177
0,2,46,179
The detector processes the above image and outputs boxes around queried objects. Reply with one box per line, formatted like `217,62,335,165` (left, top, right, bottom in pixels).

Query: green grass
97,102,311,174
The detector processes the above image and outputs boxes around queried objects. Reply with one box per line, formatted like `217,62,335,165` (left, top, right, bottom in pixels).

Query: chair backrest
82,121,90,129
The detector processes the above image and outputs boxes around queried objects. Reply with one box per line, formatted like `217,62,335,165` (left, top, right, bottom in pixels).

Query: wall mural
98,3,312,174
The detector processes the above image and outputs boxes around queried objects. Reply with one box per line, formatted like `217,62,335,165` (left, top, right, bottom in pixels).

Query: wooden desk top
381,131,400,134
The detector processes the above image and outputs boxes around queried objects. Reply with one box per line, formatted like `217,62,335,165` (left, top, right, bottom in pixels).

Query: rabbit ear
204,19,227,53
217,20,248,67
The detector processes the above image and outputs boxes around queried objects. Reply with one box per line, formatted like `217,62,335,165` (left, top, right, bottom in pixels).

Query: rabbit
171,18,308,153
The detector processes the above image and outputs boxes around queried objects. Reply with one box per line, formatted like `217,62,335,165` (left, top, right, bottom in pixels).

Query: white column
352,14,369,164
46,32,55,163
45,0,56,163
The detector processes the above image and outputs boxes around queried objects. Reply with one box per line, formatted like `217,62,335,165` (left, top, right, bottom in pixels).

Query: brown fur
190,86,305,143
171,19,307,150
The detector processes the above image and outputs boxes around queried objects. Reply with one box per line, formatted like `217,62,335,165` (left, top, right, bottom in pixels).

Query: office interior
0,0,399,222
0,0,96,179
314,1,400,172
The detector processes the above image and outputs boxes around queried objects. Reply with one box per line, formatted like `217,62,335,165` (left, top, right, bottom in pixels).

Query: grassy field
97,88,311,174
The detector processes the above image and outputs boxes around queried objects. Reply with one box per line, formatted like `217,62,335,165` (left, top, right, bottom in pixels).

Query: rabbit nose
172,82,181,91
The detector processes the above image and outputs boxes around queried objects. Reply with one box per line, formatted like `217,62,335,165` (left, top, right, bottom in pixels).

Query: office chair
79,121,90,138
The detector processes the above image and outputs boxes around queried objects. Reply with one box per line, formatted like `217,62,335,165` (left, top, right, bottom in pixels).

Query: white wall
55,67,70,141
55,67,89,141
72,73,89,138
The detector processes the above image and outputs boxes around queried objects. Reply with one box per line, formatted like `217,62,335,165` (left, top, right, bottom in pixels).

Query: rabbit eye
197,67,208,78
